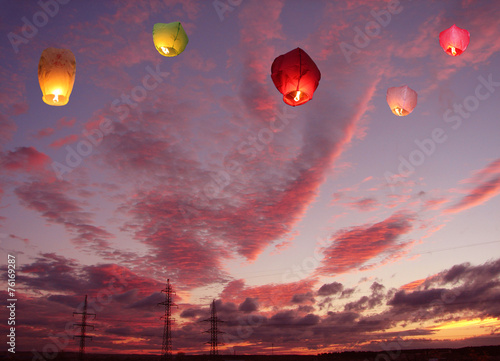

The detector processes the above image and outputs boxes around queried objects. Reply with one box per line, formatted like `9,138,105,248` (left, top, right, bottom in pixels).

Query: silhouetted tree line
3,345,500,361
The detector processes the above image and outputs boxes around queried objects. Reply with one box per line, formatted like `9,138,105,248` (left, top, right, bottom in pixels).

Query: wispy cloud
445,158,500,213
317,211,415,276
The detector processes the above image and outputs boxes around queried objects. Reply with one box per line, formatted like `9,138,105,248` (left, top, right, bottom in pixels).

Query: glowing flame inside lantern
52,89,62,103
161,46,170,54
294,91,301,102
449,46,457,56
394,107,404,116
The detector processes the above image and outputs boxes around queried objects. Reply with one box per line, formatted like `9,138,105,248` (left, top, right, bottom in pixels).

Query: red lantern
271,47,321,106
439,24,470,56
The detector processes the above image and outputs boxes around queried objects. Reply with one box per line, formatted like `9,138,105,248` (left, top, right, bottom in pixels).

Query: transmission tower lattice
202,299,225,357
73,295,95,361
158,279,177,361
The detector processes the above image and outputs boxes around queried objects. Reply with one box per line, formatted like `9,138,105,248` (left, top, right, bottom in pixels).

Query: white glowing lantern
386,85,417,116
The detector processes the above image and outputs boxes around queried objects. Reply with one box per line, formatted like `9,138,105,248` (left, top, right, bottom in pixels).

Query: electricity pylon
73,295,95,361
158,279,177,361
202,299,224,357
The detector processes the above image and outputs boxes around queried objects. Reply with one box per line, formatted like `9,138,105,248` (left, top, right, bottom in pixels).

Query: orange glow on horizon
111,337,146,344
431,317,499,330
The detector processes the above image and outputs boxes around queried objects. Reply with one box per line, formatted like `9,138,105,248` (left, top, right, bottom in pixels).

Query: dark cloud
291,292,315,304
127,292,164,310
344,282,385,312
105,326,133,336
239,297,259,313
317,281,343,296
180,307,205,319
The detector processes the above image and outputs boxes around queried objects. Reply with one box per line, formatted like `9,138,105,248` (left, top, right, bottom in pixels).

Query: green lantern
153,22,189,57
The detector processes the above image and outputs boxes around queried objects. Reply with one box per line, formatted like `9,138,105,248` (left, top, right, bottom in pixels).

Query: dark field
2,345,500,361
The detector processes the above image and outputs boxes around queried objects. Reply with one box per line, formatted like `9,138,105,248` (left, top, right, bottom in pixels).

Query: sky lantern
439,24,470,56
271,47,321,106
153,22,189,57
38,47,76,106
386,85,417,116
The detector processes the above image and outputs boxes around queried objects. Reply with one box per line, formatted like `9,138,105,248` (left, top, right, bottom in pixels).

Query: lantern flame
294,91,301,102
161,46,170,54
52,89,62,103
450,46,457,56
394,107,404,116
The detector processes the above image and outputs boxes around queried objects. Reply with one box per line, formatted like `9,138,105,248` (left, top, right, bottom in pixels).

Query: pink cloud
14,180,114,253
32,127,55,139
445,158,500,214
220,278,317,309
0,113,18,149
33,117,76,139
317,211,415,276
400,277,427,291
345,196,379,211
424,197,449,210
0,146,51,175
49,134,79,148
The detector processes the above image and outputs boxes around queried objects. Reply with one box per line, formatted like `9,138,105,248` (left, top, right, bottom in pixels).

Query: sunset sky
1,0,500,355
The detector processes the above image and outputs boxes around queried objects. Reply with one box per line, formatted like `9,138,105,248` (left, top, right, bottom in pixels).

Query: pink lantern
439,24,470,56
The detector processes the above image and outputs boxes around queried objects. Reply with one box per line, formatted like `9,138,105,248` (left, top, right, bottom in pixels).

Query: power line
410,240,500,256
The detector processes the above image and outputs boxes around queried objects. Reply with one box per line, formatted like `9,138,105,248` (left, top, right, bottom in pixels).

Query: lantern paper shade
439,24,470,56
386,85,417,116
38,48,76,106
153,22,189,57
271,47,321,106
